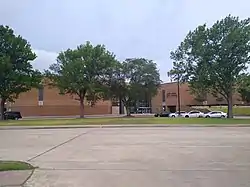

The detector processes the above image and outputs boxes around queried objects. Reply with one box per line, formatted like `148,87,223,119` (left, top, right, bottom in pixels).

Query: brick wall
152,82,243,113
9,86,112,116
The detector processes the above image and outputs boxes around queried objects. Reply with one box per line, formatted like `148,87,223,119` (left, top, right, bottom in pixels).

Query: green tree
167,47,188,83
46,41,117,118
109,58,161,116
169,15,250,118
168,48,208,112
186,62,210,103
237,73,250,103
0,25,41,120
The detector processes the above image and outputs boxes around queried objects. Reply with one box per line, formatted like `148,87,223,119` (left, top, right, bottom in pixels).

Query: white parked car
205,111,227,118
184,110,204,118
169,111,186,117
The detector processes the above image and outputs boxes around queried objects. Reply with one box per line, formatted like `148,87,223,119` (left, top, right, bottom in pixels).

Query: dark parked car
1,111,22,120
154,111,170,117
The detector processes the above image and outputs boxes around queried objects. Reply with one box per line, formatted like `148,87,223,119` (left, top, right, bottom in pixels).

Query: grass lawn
0,117,249,126
0,161,35,172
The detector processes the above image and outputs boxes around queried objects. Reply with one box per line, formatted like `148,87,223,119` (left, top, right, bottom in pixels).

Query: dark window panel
162,90,166,102
38,87,44,101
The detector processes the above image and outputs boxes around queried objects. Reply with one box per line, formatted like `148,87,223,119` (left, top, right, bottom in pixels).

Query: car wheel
221,115,225,118
171,115,175,118
185,115,189,118
205,116,210,118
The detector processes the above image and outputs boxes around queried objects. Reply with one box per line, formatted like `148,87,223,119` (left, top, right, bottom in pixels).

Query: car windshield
190,111,199,113
175,111,185,114
6,112,19,114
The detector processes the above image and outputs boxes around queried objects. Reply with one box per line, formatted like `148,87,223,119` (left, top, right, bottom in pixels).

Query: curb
21,169,35,186
1,124,250,130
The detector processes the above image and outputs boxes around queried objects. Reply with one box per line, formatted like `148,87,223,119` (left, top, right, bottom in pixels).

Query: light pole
177,73,181,116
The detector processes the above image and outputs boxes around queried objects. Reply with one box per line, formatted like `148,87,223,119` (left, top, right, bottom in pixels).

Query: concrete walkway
21,115,250,119
1,123,250,130
1,127,250,186
0,170,33,187
21,114,154,119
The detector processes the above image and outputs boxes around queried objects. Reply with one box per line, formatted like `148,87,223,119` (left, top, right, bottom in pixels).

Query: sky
0,0,250,82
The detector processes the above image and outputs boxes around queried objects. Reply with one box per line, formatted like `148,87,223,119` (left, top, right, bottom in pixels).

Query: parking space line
27,130,93,162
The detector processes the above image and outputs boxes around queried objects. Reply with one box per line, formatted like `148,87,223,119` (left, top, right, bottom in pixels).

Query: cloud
1,0,250,82
32,49,58,72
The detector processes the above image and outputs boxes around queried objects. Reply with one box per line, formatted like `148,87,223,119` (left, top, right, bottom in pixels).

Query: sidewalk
21,114,155,120
0,170,33,187
1,124,250,130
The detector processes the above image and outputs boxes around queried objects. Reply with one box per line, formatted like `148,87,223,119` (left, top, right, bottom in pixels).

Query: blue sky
1,0,249,82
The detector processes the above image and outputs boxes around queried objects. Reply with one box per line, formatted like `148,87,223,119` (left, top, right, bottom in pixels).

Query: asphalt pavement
21,114,250,120
1,127,250,186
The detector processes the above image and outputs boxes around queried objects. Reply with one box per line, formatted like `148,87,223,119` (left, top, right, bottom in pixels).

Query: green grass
0,117,249,126
208,106,250,116
0,161,35,172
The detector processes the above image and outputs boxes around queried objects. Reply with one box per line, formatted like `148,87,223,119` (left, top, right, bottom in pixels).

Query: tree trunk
119,97,123,114
177,76,181,116
125,104,131,116
79,98,85,118
148,95,152,113
227,92,233,118
0,98,6,120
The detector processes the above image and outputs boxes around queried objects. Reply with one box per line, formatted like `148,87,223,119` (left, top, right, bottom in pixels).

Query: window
190,111,199,114
167,92,177,97
38,87,44,101
162,90,166,102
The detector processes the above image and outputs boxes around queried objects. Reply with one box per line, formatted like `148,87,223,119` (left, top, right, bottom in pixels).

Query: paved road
22,114,250,119
1,127,250,186
26,114,250,119
22,114,153,119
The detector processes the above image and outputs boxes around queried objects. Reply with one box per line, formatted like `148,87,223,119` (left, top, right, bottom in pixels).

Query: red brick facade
2,82,245,116
6,86,112,117
151,82,243,113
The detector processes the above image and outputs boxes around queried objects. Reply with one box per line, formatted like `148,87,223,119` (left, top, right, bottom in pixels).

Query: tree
167,49,189,114
46,41,117,118
168,46,188,83
0,25,41,120
168,48,208,113
168,63,182,115
169,15,250,118
237,73,250,103
109,58,161,116
187,63,210,103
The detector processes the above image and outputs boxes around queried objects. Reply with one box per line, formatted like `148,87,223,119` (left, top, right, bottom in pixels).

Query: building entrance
168,106,176,113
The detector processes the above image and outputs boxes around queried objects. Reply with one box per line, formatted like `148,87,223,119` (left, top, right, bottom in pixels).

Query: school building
2,82,245,116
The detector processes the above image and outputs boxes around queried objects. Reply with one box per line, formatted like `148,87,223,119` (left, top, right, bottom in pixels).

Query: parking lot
1,127,250,186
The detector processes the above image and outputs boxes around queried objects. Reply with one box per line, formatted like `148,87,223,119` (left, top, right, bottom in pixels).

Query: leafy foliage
168,46,208,102
237,73,250,103
169,15,250,118
168,47,188,82
46,41,117,118
0,25,41,120
109,58,161,115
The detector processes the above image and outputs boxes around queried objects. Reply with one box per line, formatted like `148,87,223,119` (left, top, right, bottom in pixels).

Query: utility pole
119,96,124,114
177,73,181,116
